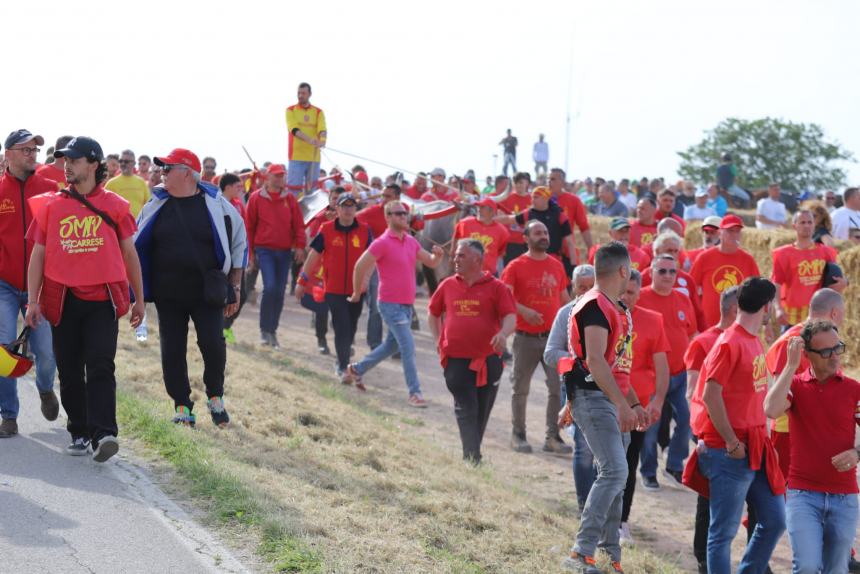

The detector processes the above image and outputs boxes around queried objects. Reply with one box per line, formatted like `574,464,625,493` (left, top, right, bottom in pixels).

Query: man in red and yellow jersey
629,197,659,248
451,199,509,275
771,210,843,327
285,82,327,194
498,172,532,264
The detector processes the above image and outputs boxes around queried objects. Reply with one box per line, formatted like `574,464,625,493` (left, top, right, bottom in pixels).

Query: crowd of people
2,82,860,573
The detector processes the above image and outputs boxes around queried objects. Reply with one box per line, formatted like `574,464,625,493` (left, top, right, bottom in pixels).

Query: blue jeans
366,271,382,349
698,446,786,573
256,247,292,334
572,422,597,512
353,302,420,396
502,152,516,176
571,388,630,563
640,371,690,476
287,160,321,193
0,279,55,420
787,489,858,573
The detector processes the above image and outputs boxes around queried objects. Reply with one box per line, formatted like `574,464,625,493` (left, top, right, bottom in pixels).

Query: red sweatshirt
246,187,306,257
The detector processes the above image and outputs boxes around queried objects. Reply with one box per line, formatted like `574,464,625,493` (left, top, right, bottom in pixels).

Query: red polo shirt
428,272,517,359
501,254,568,334
786,369,860,494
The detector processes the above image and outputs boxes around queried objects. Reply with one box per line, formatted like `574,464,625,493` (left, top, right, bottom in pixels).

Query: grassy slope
114,320,685,573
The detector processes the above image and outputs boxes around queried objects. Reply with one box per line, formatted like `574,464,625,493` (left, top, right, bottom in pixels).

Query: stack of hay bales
581,214,860,367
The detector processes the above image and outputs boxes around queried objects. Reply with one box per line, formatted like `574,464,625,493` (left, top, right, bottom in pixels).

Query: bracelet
629,402,641,409
727,441,742,454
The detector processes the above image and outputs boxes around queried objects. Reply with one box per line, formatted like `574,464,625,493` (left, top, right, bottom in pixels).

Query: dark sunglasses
806,341,846,359
118,159,134,164
655,268,677,275
388,211,408,217
162,164,187,174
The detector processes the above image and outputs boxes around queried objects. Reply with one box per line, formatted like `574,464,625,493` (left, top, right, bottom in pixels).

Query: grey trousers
510,332,560,439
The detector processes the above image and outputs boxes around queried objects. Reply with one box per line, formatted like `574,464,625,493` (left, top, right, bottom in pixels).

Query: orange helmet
0,328,33,378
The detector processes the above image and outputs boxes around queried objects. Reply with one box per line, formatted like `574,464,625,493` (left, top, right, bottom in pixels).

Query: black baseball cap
4,129,45,150
54,137,104,162
337,194,358,206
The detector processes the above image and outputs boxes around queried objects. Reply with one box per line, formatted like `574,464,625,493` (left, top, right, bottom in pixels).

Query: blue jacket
134,182,248,301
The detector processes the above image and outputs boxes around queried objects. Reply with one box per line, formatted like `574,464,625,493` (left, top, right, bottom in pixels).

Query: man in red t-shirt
501,220,571,454
655,188,686,236
689,214,760,328
764,320,860,571
588,217,651,271
684,216,722,271
498,172,532,264
771,210,844,327
420,167,458,202
686,277,785,572
637,255,697,490
451,199,509,275
35,135,72,189
619,269,670,543
429,239,517,463
404,171,428,200
629,197,659,248
641,230,705,330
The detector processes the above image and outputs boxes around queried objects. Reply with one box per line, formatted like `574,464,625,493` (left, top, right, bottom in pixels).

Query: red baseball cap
153,148,201,173
476,198,497,210
719,214,744,229
354,171,369,184
267,163,286,176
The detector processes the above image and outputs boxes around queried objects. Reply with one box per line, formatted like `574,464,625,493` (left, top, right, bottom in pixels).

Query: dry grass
114,317,684,573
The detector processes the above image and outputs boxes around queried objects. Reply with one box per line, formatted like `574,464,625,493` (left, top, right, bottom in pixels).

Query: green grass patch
116,391,322,573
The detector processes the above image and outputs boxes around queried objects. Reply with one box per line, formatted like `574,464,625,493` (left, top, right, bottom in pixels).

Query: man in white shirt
755,183,788,229
532,134,549,178
683,188,717,221
831,187,860,240
617,179,638,215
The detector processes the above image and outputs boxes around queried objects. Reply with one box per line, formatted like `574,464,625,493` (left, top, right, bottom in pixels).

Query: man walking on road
286,82,327,194
135,148,247,428
345,201,444,407
428,239,516,463
25,136,145,462
502,220,571,454
0,129,58,438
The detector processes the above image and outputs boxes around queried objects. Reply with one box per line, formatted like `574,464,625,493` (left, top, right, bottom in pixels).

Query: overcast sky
6,0,858,186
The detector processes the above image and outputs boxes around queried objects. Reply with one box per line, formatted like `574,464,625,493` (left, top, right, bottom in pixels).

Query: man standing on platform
286,82,327,194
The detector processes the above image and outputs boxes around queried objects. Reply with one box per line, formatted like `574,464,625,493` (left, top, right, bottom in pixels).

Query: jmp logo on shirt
0,198,15,214
59,214,105,254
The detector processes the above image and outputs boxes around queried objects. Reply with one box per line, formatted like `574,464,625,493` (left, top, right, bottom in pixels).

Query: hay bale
837,245,860,369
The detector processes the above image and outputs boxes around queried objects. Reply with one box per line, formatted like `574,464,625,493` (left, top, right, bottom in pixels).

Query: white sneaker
619,522,635,547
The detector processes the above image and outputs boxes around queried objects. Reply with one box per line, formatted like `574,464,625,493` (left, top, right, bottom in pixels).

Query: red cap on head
354,171,369,184
153,148,201,173
476,198,497,210
266,163,286,176
719,214,744,229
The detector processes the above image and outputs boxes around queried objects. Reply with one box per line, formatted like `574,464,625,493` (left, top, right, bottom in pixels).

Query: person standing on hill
533,133,549,178
286,82,326,194
500,129,518,176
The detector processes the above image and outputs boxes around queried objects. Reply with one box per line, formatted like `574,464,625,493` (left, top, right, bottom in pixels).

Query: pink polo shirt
369,229,421,304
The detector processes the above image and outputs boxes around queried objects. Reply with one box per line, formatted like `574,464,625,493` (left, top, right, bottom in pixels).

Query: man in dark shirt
499,128,518,176
135,148,247,429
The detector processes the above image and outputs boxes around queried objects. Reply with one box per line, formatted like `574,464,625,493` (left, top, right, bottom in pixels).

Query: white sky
5,0,859,186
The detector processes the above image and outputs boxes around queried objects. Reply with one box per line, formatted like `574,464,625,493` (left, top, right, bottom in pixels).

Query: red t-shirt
500,254,569,333
452,217,509,274
32,191,136,301
555,193,589,233
420,189,458,202
627,306,670,406
629,219,658,248
588,243,651,271
685,247,708,270
35,163,66,189
684,326,723,372
497,193,532,244
690,248,760,328
641,267,705,331
786,370,860,494
691,323,768,446
765,323,807,434
771,243,836,326
637,287,697,374
428,273,517,359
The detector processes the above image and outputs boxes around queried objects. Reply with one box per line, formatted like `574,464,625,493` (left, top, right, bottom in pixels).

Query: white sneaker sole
66,446,90,456
92,437,119,463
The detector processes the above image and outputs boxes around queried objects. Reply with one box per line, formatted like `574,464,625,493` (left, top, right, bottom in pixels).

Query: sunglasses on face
119,159,134,164
655,268,677,275
806,341,846,359
162,165,187,174
388,211,408,217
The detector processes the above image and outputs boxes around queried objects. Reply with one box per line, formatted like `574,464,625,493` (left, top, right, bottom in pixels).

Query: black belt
516,330,551,338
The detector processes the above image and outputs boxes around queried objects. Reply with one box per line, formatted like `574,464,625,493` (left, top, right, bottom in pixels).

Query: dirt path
238,288,802,572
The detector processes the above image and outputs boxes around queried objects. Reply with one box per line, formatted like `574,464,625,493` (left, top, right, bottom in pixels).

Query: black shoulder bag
168,198,235,308
61,188,119,232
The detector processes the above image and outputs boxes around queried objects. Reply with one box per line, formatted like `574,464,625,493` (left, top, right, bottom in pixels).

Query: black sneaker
39,391,60,421
269,332,281,349
66,437,91,456
697,561,708,574
172,405,196,427
641,475,661,491
207,396,230,428
317,338,330,355
92,436,119,463
662,468,685,490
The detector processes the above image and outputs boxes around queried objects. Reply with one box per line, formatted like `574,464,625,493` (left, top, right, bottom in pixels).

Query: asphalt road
0,379,251,574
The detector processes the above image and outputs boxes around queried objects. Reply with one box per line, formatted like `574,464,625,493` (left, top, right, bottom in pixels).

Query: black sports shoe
207,397,230,428
66,437,90,456
641,475,661,491
662,468,685,489
317,338,330,355
92,436,119,463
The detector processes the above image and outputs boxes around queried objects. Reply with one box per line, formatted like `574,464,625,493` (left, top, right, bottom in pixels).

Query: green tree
677,117,855,192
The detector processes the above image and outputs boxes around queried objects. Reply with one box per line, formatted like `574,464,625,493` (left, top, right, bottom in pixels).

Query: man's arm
702,379,745,458
686,369,700,401
416,245,444,269
764,337,802,419
494,213,516,226
428,311,443,352
350,249,377,302
491,313,516,353
583,325,638,432
645,352,670,425
24,244,46,327
119,236,146,326
543,305,572,369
